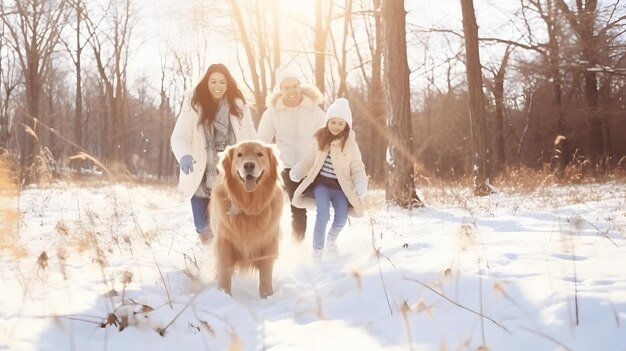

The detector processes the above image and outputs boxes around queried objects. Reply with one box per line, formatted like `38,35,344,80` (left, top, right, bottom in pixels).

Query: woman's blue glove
179,155,195,175
356,184,367,200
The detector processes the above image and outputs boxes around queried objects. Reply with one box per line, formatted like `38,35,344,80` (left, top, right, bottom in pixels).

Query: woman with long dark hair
171,63,256,243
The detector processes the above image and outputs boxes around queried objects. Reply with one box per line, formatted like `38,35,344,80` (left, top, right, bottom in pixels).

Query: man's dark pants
281,169,307,240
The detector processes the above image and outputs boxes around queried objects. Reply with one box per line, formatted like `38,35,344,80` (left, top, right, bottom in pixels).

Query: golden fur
209,140,284,298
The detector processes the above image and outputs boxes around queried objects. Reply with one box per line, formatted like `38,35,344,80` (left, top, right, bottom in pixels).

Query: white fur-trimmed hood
266,86,325,110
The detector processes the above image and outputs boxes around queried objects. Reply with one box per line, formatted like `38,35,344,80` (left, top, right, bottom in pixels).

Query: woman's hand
179,155,195,175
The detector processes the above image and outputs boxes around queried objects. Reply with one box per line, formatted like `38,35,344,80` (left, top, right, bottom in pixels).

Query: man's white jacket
257,86,325,169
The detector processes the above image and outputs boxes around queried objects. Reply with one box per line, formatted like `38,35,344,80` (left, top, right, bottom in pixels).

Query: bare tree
1,0,69,183
460,0,492,196
541,0,569,173
168,47,193,98
381,0,423,208
270,0,280,83
84,0,134,171
333,0,352,98
60,0,101,169
486,46,512,175
555,0,620,172
228,0,278,120
158,51,177,180
314,0,334,94
0,8,22,151
517,0,570,174
41,58,73,169
72,0,84,155
348,0,386,184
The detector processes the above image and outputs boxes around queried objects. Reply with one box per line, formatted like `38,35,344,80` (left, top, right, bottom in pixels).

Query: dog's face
221,141,280,192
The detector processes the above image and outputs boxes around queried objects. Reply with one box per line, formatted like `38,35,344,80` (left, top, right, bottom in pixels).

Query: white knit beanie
275,67,302,89
326,98,352,128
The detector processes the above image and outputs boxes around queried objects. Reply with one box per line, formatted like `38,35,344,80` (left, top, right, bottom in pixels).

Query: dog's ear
265,145,281,181
219,145,235,176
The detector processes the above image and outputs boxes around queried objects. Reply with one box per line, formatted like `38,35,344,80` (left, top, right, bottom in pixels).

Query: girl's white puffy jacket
170,90,256,199
289,130,368,217
257,87,325,168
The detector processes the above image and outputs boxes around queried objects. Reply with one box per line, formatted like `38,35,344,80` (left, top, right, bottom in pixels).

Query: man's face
280,78,301,106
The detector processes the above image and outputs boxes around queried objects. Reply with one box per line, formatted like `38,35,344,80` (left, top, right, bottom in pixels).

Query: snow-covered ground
1,181,624,350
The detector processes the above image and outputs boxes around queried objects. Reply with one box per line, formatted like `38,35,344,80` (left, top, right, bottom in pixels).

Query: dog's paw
259,284,273,299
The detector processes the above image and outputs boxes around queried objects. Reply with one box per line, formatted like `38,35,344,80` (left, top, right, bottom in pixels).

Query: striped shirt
320,155,337,179
314,154,341,189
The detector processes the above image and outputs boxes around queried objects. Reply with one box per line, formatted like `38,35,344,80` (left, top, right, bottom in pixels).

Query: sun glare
276,0,318,28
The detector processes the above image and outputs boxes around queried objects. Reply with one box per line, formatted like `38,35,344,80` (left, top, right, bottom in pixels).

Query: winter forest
1,0,626,350
0,0,624,194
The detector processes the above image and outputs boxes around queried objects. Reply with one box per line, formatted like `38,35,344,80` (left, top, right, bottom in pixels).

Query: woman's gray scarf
196,98,236,198
213,97,232,151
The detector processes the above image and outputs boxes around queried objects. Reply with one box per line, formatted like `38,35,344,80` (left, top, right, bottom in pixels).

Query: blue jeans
190,195,209,233
312,184,349,250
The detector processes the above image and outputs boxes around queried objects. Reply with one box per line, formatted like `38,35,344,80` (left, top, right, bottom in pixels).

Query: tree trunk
349,0,385,185
545,0,569,175
74,0,83,169
3,0,69,183
492,47,511,175
556,0,606,173
598,76,613,170
381,0,423,208
337,0,351,98
579,0,605,172
548,46,569,175
228,0,268,123
271,0,280,85
85,0,133,173
368,0,385,185
460,0,492,196
22,70,40,183
314,0,328,94
254,0,268,104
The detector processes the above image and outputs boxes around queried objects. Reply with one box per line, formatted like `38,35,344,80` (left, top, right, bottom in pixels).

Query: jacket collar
267,85,325,111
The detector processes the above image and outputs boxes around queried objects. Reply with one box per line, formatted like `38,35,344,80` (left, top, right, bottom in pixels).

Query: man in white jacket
257,68,325,241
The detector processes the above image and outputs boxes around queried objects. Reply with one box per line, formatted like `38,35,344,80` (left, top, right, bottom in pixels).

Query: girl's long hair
192,63,245,126
313,122,350,151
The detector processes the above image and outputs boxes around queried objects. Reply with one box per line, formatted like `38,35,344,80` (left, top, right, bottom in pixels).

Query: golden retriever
209,140,284,298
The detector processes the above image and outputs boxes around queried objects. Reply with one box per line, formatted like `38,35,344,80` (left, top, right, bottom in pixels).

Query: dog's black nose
244,162,255,172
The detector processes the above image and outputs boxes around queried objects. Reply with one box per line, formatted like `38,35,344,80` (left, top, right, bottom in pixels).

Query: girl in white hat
289,98,368,258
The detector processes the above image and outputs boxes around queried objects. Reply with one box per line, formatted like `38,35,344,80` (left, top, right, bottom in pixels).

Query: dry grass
0,153,26,257
491,164,625,191
409,164,625,216
7,175,233,336
3,150,622,349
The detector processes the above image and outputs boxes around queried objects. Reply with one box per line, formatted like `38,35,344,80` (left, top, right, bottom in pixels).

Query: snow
1,181,625,350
